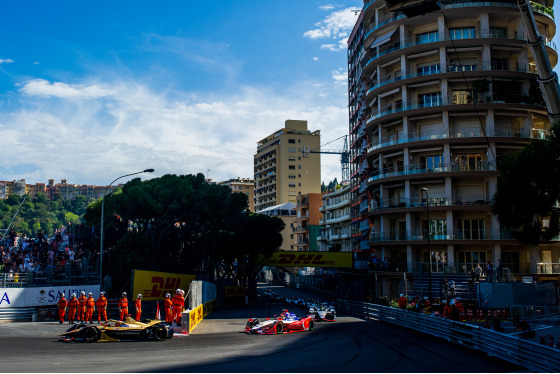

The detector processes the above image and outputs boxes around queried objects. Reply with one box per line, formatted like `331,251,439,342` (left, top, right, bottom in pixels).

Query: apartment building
292,193,323,252
0,179,120,201
219,178,255,212
254,120,321,212
347,0,558,290
318,183,352,253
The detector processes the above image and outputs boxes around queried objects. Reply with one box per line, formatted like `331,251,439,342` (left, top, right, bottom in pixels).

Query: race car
309,303,336,322
245,310,314,335
59,317,173,343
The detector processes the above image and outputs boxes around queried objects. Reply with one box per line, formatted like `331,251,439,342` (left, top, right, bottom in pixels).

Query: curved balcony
369,195,492,214
369,229,516,243
367,127,547,155
366,62,537,102
366,94,547,127
363,12,406,49
364,29,528,75
367,161,496,184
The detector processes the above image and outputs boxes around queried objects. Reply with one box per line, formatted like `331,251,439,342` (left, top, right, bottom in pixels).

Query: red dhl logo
143,276,182,298
269,254,335,266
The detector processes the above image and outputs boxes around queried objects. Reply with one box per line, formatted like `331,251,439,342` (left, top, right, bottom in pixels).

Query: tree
493,122,560,245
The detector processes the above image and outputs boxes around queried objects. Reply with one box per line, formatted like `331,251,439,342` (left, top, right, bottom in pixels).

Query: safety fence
337,300,560,373
181,280,216,334
509,305,560,322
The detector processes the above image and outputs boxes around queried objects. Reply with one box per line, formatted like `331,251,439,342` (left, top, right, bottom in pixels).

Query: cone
156,301,161,320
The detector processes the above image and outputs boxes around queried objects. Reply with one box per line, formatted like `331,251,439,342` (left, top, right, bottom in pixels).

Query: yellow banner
132,270,195,301
187,300,215,333
263,251,352,268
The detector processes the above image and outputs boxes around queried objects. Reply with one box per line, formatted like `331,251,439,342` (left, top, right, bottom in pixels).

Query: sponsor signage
261,251,352,268
0,285,100,308
132,270,195,301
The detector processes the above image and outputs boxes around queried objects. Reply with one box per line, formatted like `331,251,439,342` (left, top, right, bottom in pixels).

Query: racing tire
83,327,99,343
308,320,314,331
275,323,283,334
153,326,168,341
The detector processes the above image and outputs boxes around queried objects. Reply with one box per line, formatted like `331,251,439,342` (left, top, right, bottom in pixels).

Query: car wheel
308,320,314,331
154,326,168,341
275,323,283,334
83,327,99,343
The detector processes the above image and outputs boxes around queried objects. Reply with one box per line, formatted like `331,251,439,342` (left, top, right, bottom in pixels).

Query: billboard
261,251,352,268
132,270,195,301
0,285,100,308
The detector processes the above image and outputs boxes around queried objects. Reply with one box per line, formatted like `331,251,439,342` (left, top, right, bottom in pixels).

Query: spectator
442,277,449,297
486,261,494,282
448,278,456,298
497,259,504,282
474,263,482,282
398,293,408,309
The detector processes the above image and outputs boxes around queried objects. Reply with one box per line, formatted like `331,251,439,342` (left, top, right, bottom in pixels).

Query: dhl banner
183,300,215,334
261,251,352,268
132,270,195,301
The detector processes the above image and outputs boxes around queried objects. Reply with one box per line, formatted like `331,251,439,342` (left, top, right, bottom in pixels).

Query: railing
1,266,99,288
368,161,496,182
365,29,525,69
337,300,560,372
367,127,546,153
369,228,516,242
370,195,491,211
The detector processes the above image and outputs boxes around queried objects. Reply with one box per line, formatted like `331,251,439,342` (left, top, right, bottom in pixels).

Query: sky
0,1,559,187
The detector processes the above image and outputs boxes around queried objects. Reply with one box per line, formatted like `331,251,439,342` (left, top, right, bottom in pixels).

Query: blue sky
0,1,558,187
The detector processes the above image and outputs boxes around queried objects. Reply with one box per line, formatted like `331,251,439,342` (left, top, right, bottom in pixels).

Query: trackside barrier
180,280,216,334
0,307,36,322
337,300,560,373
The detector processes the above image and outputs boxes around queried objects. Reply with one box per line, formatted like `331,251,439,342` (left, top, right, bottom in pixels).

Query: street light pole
421,188,432,302
99,169,154,290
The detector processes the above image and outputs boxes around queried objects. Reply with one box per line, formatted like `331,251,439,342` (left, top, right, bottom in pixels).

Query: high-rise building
254,120,321,212
348,0,557,295
318,183,352,253
219,178,255,212
292,193,323,252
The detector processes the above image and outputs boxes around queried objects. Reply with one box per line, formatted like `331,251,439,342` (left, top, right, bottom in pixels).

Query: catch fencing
337,300,560,373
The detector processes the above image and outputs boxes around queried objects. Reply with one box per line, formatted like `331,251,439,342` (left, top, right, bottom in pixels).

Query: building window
489,27,507,38
288,139,296,144
298,183,301,187
418,92,441,107
289,165,296,170
289,157,296,161
298,165,301,169
420,154,444,171
289,183,296,188
457,219,485,239
417,62,440,76
288,147,296,153
289,175,296,179
416,30,438,44
423,219,447,239
449,27,475,40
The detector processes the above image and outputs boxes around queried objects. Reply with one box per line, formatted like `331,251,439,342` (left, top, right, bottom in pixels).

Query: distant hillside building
219,177,255,212
254,120,321,212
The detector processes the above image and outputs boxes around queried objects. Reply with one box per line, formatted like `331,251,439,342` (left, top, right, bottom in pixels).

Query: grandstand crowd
0,225,97,285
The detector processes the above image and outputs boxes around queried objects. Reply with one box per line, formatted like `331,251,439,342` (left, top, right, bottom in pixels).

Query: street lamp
421,187,432,302
99,169,154,290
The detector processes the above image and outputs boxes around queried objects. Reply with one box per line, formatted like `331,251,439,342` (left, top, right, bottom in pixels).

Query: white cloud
313,57,319,61
0,78,348,186
319,5,335,11
303,7,359,48
0,59,14,64
332,68,347,85
19,79,116,99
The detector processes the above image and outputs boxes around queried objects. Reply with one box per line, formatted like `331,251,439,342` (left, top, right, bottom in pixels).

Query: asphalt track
0,284,525,373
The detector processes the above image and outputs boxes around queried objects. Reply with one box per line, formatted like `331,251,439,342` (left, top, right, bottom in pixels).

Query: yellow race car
59,317,173,343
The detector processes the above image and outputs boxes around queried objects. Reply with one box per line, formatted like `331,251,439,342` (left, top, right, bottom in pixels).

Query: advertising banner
132,270,195,301
260,251,352,268
0,285,100,308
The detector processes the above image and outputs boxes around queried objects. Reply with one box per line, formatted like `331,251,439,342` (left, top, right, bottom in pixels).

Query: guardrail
0,307,36,322
337,300,560,372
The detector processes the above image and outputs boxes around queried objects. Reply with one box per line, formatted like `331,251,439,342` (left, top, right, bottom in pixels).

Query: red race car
245,310,315,334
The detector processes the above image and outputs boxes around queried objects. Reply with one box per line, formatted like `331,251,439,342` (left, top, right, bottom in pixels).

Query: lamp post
421,187,432,302
99,169,154,290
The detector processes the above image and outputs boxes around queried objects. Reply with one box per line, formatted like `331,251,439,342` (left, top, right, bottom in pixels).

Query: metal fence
188,280,216,310
337,300,560,372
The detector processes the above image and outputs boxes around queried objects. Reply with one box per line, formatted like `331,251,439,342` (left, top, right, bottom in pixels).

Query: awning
370,28,398,49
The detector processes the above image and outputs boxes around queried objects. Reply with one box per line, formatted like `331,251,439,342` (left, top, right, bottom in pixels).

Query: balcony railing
367,93,544,124
369,229,516,242
370,195,491,211
368,161,495,182
364,29,526,70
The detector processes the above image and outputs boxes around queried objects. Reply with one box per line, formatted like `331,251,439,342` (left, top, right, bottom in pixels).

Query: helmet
137,294,142,298
81,291,85,295
88,292,92,295
442,300,447,304
400,294,404,297
122,292,127,296
166,293,171,297
71,293,76,297
176,288,181,294
60,293,65,298
100,291,105,296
